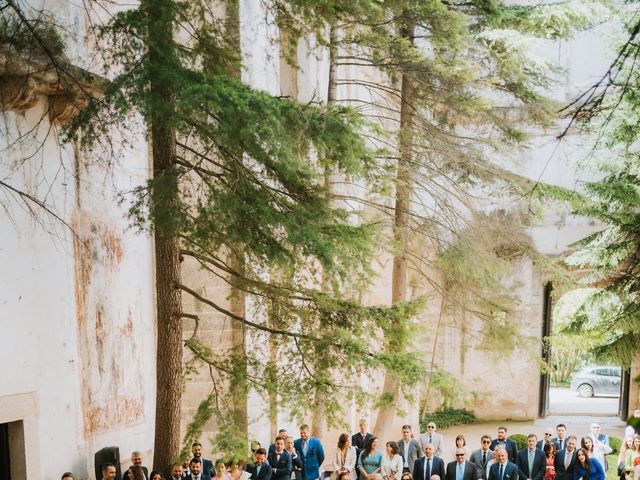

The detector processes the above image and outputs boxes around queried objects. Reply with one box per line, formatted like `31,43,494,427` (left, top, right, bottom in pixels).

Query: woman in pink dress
544,443,556,480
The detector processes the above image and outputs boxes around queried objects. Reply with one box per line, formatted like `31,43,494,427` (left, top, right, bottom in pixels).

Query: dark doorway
0,423,11,480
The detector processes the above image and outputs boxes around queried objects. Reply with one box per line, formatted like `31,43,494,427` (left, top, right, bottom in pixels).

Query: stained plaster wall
0,1,156,476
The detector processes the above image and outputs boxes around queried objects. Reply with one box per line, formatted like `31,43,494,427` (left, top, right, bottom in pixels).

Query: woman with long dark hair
357,436,382,480
333,433,357,480
544,443,556,480
574,447,605,480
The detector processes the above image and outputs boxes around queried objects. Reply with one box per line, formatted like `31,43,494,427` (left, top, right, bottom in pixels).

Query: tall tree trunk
311,23,339,440
147,0,183,472
372,18,415,439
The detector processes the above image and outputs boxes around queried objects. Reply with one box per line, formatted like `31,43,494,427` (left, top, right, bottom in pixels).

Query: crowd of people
61,417,640,480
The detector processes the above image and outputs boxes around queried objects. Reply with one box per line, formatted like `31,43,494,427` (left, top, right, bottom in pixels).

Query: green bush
509,434,528,450
609,435,621,455
420,408,476,430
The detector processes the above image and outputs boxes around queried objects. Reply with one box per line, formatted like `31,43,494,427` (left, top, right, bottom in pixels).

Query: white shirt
381,454,403,480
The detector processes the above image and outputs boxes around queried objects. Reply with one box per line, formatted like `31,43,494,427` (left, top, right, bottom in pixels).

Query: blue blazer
573,459,604,480
516,449,545,480
294,437,325,480
488,461,518,480
413,456,445,480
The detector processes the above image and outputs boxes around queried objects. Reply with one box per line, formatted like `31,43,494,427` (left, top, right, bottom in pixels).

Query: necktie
257,465,261,477
483,452,487,465
565,452,571,470
528,451,534,475
429,436,432,444
457,463,463,480
499,464,504,480
426,457,432,480
559,440,564,451
303,441,308,456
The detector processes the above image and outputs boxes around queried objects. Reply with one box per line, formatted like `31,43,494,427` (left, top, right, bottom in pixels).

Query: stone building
1,1,639,480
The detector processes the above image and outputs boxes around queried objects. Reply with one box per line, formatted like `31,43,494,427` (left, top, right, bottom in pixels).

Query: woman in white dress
381,441,403,480
333,433,358,480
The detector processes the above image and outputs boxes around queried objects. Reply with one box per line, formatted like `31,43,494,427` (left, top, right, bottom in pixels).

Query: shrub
609,435,621,455
420,408,476,431
509,434,528,450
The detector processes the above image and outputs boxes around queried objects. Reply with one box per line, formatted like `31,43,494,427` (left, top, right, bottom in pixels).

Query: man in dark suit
187,458,212,480
413,444,445,480
446,449,479,480
269,437,293,480
285,436,304,480
488,447,518,480
551,425,568,452
122,451,149,480
553,436,577,480
246,449,273,480
352,419,372,460
192,442,214,478
536,429,554,451
470,435,494,480
516,435,544,480
270,430,289,455
398,424,423,474
490,428,518,463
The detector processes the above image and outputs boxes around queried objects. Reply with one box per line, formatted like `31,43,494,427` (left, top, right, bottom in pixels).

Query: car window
612,368,621,377
594,369,609,376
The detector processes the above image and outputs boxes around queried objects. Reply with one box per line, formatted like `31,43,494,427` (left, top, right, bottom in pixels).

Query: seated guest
123,452,149,480
169,464,183,480
246,448,273,480
61,473,75,480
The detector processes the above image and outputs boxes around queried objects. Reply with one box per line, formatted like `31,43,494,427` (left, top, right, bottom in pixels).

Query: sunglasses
427,426,435,429
482,441,491,444
455,454,465,457
545,433,552,436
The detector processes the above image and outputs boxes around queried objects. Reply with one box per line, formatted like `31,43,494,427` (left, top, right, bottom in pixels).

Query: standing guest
332,433,358,480
353,420,373,460
123,452,149,480
488,447,517,480
452,436,471,460
61,473,75,480
193,442,215,478
516,435,545,480
188,458,213,480
587,423,610,471
398,425,423,474
227,458,243,480
401,473,414,480
634,456,640,480
295,425,325,480
213,460,233,480
491,428,518,464
470,435,494,480
580,437,611,471
269,437,293,480
420,423,444,458
445,449,478,480
622,437,640,480
286,436,304,480
381,441,404,480
554,436,577,480
169,464,184,480
553,426,568,453
102,464,118,480
543,443,556,480
270,430,290,454
149,472,164,480
357,436,383,480
413,444,445,480
246,449,273,480
573,448,604,480
625,411,640,439
618,436,634,479
538,430,555,451
127,466,146,480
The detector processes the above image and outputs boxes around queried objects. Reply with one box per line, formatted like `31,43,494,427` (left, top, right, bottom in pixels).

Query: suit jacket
203,460,214,478
446,461,478,480
535,441,550,452
550,438,566,453
516,449,545,480
185,474,212,480
269,450,293,480
295,437,325,480
413,456,445,480
246,463,273,480
398,438,423,474
419,433,444,458
286,449,304,480
490,440,518,463
553,450,576,480
122,466,149,480
488,462,518,480
470,449,494,480
352,433,373,460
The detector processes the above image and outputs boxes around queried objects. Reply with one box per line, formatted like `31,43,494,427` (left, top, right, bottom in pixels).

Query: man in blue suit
246,449,273,480
488,447,518,480
516,435,544,480
413,444,446,480
294,425,325,480
490,428,518,463
269,437,293,480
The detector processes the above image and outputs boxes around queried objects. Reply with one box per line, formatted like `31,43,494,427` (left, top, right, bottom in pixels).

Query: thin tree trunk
311,23,339,441
147,0,183,472
373,18,415,438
